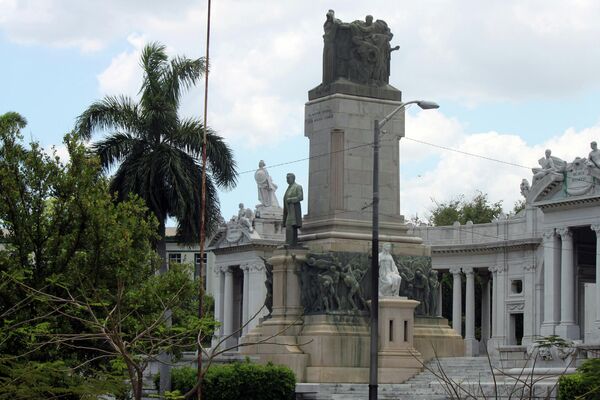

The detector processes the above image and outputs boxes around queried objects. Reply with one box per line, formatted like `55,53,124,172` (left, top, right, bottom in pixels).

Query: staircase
295,357,560,399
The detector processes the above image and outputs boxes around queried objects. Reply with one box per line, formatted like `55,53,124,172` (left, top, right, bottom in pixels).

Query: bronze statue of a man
282,173,303,247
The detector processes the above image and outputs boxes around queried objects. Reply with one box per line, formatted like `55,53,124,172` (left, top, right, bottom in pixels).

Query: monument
240,10,462,384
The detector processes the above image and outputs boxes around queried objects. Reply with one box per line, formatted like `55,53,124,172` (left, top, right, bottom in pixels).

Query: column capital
556,227,572,239
542,229,556,241
241,262,265,272
495,265,507,274
449,266,462,275
219,265,232,274
591,224,600,234
462,266,474,275
523,264,536,272
488,266,497,273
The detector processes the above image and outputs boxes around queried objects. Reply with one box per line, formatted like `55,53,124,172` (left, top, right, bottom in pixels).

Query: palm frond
163,56,205,107
92,132,145,170
75,96,141,140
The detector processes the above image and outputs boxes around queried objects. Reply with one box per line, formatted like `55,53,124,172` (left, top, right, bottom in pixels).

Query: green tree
429,192,503,226
0,115,208,400
75,42,237,264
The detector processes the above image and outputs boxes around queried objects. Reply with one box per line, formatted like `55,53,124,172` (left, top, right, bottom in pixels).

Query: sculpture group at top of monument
322,10,398,88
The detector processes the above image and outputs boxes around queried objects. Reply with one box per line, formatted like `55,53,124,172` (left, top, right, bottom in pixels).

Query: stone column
591,224,600,342
240,264,250,335
556,227,580,339
463,267,478,355
481,274,491,343
489,266,497,337
541,229,559,336
450,266,462,336
245,262,267,333
211,265,224,348
493,266,507,346
222,266,234,346
437,278,443,317
522,264,536,345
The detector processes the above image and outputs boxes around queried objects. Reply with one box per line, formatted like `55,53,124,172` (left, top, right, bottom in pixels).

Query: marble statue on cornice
532,149,565,186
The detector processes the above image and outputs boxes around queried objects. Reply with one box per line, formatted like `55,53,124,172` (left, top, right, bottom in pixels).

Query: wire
402,137,531,170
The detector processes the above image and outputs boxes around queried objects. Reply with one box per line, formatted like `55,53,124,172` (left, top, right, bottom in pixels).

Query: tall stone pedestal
377,297,424,383
299,92,427,256
240,247,309,381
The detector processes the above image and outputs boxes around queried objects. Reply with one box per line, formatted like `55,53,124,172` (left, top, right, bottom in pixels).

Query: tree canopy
0,113,207,399
75,42,237,245
429,192,503,226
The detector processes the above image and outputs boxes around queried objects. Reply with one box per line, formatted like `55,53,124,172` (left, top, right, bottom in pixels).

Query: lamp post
369,100,439,400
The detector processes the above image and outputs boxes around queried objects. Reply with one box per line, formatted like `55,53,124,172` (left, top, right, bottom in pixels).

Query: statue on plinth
532,149,565,186
378,242,402,297
312,9,400,100
254,160,280,209
587,141,600,170
282,173,303,247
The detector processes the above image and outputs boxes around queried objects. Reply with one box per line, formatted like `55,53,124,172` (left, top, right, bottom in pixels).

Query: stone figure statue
301,252,369,314
378,242,402,297
520,179,530,198
282,173,303,247
532,149,565,186
396,255,438,316
236,203,254,232
318,10,397,88
322,9,345,85
341,264,367,311
261,257,273,317
587,141,600,169
428,270,439,316
254,160,280,208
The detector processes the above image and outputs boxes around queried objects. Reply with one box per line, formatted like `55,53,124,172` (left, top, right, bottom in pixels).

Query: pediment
207,221,262,250
529,158,600,205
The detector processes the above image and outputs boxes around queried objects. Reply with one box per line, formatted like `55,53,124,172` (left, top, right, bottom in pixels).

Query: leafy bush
155,361,295,400
558,358,600,400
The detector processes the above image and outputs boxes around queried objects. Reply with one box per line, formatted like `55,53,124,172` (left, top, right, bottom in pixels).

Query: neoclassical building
409,145,600,355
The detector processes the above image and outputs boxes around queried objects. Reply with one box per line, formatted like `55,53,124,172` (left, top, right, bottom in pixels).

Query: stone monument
241,10,460,385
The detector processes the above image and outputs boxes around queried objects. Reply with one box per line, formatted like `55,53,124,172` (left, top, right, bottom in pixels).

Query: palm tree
76,42,237,265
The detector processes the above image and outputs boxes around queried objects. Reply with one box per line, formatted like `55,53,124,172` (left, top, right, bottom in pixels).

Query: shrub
558,358,600,400
154,361,296,400
203,361,295,400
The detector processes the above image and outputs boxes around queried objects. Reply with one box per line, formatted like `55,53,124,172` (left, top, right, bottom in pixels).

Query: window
511,279,523,294
168,253,182,265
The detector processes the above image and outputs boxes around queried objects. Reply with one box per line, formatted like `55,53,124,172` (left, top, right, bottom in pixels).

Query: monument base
300,314,370,383
413,316,465,361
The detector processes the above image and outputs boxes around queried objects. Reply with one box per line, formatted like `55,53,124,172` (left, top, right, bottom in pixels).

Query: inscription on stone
305,109,333,125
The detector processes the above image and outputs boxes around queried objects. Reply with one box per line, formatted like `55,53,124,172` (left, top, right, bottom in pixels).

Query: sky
2,0,600,224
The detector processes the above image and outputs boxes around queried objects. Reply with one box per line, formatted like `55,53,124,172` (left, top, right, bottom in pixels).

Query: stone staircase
295,357,560,399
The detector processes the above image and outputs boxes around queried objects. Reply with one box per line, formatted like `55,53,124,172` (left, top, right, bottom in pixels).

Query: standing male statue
282,173,303,247
254,160,280,208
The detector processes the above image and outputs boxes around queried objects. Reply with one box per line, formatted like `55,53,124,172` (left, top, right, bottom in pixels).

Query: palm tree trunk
157,221,172,395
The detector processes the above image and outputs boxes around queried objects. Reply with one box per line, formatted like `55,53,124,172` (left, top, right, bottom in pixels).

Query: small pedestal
240,247,309,381
377,297,423,383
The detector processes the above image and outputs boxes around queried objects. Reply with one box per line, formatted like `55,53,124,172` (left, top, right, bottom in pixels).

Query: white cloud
400,112,600,220
97,34,146,96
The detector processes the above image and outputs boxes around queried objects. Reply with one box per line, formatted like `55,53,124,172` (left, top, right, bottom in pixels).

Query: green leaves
75,41,237,243
429,191,503,226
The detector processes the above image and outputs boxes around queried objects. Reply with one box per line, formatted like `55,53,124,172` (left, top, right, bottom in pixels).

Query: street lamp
369,100,439,400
